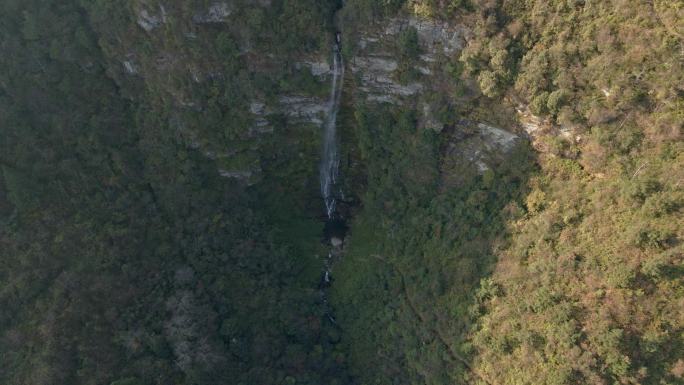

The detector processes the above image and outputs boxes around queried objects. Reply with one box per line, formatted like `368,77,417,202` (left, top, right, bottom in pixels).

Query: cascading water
320,38,344,219
318,34,346,326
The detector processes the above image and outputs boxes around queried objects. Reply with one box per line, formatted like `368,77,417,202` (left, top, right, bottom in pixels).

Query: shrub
546,89,569,114
398,26,420,60
530,91,550,115
478,70,500,97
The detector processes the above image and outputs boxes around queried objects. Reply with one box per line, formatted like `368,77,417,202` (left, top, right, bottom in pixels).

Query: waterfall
318,35,345,328
320,42,344,219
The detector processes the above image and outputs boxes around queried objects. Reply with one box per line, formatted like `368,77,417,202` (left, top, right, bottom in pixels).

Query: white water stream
318,39,345,325
320,42,344,219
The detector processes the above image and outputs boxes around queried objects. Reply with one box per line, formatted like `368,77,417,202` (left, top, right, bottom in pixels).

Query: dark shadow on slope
329,102,538,385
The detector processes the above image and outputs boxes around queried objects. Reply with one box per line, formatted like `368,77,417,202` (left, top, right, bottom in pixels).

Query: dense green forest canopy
1,0,682,385
333,1,683,385
1,0,348,384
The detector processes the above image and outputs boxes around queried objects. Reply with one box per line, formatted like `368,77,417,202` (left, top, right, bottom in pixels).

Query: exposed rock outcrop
137,6,167,32
298,60,333,77
192,2,232,24
350,16,466,105
442,121,521,175
128,6,521,185
342,14,527,181
478,123,519,152
123,60,138,75
279,96,328,125
384,16,464,55
350,56,423,103
243,94,329,138
218,170,253,179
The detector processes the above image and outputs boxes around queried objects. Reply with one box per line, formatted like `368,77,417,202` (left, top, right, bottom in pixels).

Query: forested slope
0,1,351,384
332,1,683,385
0,0,682,385
462,1,684,384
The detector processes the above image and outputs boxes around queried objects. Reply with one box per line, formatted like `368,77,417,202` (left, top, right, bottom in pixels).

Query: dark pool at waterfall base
324,215,348,246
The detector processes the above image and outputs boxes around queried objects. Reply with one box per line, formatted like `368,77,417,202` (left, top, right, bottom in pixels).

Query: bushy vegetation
331,105,536,385
332,0,683,384
470,142,684,385
0,0,352,384
455,1,684,384
1,0,681,384
460,0,683,140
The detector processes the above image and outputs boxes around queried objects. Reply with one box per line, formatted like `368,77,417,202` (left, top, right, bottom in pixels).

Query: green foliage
462,0,684,140
335,2,683,385
2,1,682,385
393,27,422,84
477,70,500,97
471,142,683,385
332,104,535,384
215,32,239,59
398,26,420,60
0,1,350,384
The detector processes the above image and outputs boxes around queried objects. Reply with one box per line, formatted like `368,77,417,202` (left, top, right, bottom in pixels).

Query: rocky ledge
349,16,467,104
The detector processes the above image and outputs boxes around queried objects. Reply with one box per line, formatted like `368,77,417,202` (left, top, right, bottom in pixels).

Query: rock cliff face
136,5,167,31
349,16,466,104
192,2,232,23
108,1,336,184
117,2,523,185
446,122,521,175
344,13,522,175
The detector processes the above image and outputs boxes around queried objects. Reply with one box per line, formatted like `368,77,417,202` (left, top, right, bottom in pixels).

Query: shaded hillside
0,1,352,384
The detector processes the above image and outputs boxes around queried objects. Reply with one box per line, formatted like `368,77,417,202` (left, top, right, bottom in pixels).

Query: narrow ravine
318,28,347,326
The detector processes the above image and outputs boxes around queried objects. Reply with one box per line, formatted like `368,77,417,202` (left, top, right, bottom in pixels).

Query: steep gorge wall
339,9,526,188
0,1,356,384
94,0,339,190
331,3,684,385
326,7,537,385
